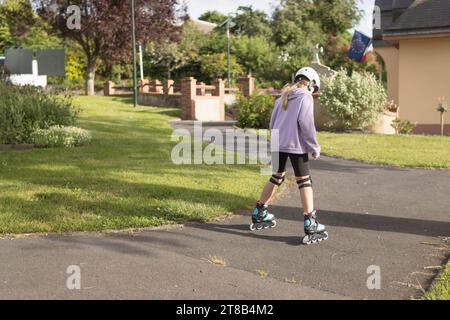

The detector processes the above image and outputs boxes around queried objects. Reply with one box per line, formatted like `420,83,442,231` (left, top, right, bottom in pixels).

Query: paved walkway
0,155,449,300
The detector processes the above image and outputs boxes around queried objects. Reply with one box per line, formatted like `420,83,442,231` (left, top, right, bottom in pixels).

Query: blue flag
348,31,372,62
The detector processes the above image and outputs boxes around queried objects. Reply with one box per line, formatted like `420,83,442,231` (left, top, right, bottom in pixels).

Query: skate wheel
302,236,311,245
256,224,263,230
249,224,256,231
270,220,277,228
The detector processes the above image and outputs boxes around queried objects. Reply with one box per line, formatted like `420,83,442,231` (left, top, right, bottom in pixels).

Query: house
192,19,217,34
374,0,450,135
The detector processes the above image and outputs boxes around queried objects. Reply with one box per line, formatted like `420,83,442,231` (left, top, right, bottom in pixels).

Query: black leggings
274,152,310,177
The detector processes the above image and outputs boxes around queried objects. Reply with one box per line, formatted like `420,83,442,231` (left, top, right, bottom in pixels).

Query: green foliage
199,31,228,56
145,1,367,87
233,36,282,81
437,98,449,114
0,15,13,52
198,10,228,24
320,70,387,130
231,6,271,38
0,83,79,144
0,0,60,51
269,0,362,85
200,53,243,81
144,20,204,80
313,0,363,35
391,119,416,135
31,125,91,148
423,265,450,300
237,94,274,129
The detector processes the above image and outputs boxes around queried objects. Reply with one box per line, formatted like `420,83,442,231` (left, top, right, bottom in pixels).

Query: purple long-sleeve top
270,87,321,155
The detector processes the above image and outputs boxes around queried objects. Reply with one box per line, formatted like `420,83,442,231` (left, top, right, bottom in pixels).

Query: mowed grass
318,132,450,169
423,265,450,300
0,96,267,234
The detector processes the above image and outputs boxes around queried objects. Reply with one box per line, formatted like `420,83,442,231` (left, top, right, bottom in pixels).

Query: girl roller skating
250,67,328,245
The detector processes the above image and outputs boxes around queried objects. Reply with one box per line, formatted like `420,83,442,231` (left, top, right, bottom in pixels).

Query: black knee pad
297,176,312,189
270,174,285,186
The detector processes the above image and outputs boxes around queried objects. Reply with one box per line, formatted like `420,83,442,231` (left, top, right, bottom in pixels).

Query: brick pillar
164,80,174,95
238,75,255,97
104,81,115,96
148,80,156,93
212,78,225,97
181,77,197,120
212,78,225,121
154,80,163,94
138,79,150,94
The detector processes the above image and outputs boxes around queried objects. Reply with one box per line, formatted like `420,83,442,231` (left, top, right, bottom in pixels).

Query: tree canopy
34,0,182,95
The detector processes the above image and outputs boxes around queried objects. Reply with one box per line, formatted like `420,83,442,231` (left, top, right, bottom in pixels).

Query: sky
186,0,376,36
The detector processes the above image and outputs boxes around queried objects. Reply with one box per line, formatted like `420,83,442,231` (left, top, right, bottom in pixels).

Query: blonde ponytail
281,79,309,110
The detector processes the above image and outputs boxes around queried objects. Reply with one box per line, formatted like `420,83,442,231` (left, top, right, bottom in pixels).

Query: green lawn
318,132,450,169
0,96,267,234
423,265,450,300
1,96,450,234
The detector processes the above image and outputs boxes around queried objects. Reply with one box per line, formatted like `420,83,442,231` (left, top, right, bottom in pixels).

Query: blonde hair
281,79,309,110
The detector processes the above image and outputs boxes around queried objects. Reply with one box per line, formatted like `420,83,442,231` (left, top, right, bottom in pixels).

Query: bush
391,118,416,135
320,70,387,130
30,126,91,148
0,83,79,144
237,93,274,129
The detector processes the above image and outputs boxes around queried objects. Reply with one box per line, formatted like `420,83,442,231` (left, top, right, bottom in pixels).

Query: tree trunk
85,59,97,96
441,113,444,136
167,61,171,80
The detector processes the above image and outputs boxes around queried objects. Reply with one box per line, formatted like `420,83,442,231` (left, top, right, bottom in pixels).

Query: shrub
0,83,79,144
237,93,274,129
320,70,387,130
30,126,91,148
391,118,416,135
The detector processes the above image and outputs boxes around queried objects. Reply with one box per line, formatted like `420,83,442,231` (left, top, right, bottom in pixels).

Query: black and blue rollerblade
250,202,277,231
302,210,328,245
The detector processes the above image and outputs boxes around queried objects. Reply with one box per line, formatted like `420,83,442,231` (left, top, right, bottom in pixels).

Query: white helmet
295,67,321,93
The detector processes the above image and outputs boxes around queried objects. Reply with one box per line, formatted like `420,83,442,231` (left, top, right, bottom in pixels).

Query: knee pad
297,176,312,189
270,174,285,186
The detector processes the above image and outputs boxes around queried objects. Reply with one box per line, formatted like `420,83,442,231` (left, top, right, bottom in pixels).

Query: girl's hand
312,152,320,160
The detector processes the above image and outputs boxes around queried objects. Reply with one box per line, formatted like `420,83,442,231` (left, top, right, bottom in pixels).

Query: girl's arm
298,95,321,156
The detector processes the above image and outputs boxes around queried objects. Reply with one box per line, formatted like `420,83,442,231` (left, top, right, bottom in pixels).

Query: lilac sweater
269,88,321,155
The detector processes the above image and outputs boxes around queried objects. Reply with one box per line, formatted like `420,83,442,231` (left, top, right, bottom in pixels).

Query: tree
1,0,35,39
231,6,271,38
198,10,227,24
437,98,449,136
0,0,60,51
145,20,203,80
147,41,187,80
233,35,283,84
0,10,13,53
313,0,362,35
200,53,243,82
35,0,182,96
